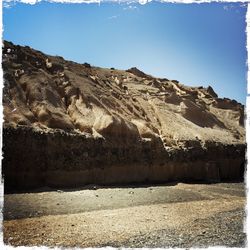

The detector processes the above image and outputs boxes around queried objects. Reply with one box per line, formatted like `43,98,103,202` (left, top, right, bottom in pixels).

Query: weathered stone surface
2,41,246,190
2,126,245,190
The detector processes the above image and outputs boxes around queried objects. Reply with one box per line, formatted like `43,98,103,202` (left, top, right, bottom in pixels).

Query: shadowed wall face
3,127,245,191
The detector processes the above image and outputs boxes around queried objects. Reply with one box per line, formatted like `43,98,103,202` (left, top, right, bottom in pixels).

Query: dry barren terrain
4,182,246,248
2,41,246,190
2,41,246,249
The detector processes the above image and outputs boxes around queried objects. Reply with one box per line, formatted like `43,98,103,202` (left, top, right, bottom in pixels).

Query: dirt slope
3,40,244,145
2,41,246,189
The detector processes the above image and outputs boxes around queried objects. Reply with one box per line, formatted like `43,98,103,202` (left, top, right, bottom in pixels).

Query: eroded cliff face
2,41,246,190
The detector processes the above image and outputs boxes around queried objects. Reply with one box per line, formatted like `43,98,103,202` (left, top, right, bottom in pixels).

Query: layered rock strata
2,41,246,190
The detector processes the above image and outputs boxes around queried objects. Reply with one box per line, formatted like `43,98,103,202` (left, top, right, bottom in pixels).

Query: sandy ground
3,182,246,248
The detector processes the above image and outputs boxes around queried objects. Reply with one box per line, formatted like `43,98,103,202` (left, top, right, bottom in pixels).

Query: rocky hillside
2,41,246,190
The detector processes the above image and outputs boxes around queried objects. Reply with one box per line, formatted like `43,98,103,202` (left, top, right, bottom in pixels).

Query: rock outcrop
2,41,246,190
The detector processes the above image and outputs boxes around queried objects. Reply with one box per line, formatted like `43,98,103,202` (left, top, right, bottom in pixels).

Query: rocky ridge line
2,41,246,189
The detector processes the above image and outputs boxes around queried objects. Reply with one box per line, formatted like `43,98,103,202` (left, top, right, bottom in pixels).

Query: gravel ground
118,208,246,248
3,182,246,248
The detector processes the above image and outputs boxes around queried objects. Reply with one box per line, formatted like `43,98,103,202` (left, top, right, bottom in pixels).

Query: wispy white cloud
223,4,234,11
3,0,100,8
223,3,247,13
123,5,137,11
223,5,229,11
107,15,119,19
240,3,247,8
3,0,250,6
3,0,249,9
3,0,16,8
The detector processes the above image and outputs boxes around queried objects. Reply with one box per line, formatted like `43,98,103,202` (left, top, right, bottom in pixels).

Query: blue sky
3,1,247,104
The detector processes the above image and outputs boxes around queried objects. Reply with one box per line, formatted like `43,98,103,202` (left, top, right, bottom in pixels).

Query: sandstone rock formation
2,41,246,190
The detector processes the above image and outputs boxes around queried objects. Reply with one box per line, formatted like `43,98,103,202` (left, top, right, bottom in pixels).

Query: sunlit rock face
2,41,246,190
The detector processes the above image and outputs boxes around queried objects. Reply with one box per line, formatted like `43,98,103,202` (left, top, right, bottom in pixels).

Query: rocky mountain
2,41,246,190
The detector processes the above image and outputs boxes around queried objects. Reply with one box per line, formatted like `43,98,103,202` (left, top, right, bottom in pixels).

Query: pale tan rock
2,41,246,190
